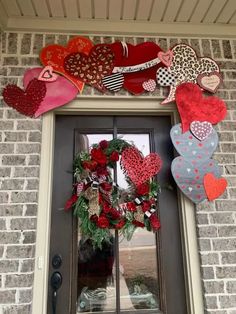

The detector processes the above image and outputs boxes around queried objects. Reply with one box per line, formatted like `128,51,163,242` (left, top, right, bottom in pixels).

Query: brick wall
0,31,236,314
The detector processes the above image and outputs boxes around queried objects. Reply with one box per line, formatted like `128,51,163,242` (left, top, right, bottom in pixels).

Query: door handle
51,271,62,314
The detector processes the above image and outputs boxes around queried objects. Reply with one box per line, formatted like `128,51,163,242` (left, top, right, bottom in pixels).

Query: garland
65,139,162,249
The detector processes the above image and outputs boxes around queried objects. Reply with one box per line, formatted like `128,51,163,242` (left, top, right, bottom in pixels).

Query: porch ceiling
0,0,236,37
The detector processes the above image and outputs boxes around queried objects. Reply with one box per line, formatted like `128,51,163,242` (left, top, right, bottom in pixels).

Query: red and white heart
38,66,58,82
190,121,213,141
197,71,222,93
142,79,156,92
203,173,227,201
2,78,46,117
121,146,162,186
158,50,173,67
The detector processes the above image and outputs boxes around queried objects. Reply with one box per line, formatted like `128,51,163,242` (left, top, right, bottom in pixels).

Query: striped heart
102,73,124,92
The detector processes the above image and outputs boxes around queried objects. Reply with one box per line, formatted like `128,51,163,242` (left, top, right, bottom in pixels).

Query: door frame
32,99,204,314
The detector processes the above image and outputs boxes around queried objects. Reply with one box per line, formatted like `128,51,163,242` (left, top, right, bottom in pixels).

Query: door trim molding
32,99,204,314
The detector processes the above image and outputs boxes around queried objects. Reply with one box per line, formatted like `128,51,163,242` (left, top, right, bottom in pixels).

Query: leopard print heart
64,44,115,91
121,147,162,186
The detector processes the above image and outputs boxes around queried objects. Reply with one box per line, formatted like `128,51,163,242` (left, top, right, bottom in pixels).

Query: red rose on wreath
97,215,110,228
99,140,109,149
102,202,111,214
82,160,98,171
110,207,121,220
136,183,150,195
110,151,119,162
150,214,161,230
96,166,109,176
64,194,78,210
127,202,136,212
91,148,107,166
132,220,145,228
115,219,125,229
100,182,112,192
141,201,151,212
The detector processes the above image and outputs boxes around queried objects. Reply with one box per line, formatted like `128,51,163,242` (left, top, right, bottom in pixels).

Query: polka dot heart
190,121,213,141
156,67,176,86
142,79,156,92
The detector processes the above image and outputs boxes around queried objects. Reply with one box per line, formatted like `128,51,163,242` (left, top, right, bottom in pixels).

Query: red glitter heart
3,78,46,117
121,147,162,186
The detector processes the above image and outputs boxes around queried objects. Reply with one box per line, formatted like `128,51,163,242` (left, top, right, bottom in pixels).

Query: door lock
51,271,62,314
52,254,62,269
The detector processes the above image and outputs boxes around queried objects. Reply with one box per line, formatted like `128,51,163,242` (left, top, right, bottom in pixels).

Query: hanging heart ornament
121,146,162,186
190,121,213,141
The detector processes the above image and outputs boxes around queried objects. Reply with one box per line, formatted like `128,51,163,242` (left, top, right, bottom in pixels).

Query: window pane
117,133,160,311
76,134,117,313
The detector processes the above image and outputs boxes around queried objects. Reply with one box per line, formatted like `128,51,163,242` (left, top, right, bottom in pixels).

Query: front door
47,115,187,314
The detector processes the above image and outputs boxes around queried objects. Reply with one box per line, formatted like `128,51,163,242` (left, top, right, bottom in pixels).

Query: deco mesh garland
65,138,162,249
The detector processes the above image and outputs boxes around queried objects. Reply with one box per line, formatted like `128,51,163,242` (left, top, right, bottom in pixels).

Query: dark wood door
47,116,187,314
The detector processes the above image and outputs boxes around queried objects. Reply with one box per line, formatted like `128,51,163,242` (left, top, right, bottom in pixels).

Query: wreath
65,138,162,248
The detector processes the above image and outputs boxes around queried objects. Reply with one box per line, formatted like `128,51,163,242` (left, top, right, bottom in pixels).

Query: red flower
110,208,121,220
91,148,107,166
132,220,145,228
110,151,119,162
127,202,136,212
96,166,109,176
102,202,111,214
114,219,126,229
97,216,110,228
99,140,109,149
150,214,161,231
136,183,150,196
82,160,97,171
100,182,112,192
141,201,151,212
64,194,78,211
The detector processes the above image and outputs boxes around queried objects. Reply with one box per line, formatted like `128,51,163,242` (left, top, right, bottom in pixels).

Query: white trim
32,99,204,314
2,16,236,38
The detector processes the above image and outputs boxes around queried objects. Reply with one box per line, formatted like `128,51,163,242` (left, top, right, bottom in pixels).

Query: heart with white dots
190,121,213,141
170,124,218,161
171,157,221,203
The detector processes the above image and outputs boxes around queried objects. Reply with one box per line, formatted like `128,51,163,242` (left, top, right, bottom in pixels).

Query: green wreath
65,138,162,248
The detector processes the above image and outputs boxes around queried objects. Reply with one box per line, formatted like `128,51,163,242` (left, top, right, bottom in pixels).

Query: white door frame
32,99,204,314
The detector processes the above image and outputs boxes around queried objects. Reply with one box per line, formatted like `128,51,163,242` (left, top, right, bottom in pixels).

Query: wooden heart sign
197,71,222,93
40,36,93,92
121,146,162,186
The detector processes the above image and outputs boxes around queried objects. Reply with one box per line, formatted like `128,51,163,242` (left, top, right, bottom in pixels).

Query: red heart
111,42,164,95
121,147,162,186
203,173,227,201
40,36,93,92
176,83,227,132
3,78,46,117
64,44,115,91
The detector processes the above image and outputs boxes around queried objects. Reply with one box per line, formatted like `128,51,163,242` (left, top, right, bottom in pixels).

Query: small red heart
176,83,227,132
3,79,46,117
111,42,164,95
158,50,173,67
64,44,114,91
121,146,162,186
203,173,227,201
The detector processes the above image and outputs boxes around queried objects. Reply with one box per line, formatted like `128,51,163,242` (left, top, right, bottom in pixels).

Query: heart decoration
110,41,164,95
38,66,58,82
157,50,173,67
3,78,46,117
162,44,219,104
142,79,156,92
197,71,222,93
175,82,227,132
190,121,213,141
64,44,115,91
170,124,218,161
23,68,78,117
157,67,176,86
40,36,93,92
203,173,227,201
121,146,162,186
102,73,124,92
171,157,221,204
